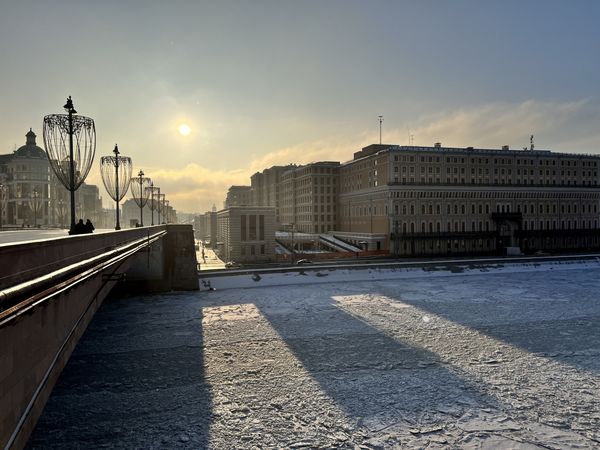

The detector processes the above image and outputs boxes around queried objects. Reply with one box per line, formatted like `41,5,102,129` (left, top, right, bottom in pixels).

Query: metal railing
0,228,166,322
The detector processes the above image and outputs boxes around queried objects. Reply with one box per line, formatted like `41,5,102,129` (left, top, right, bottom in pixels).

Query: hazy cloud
119,99,600,213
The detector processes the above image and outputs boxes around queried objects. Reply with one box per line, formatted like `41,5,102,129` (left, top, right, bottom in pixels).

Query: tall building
216,206,276,263
250,165,296,226
224,186,252,208
0,129,51,226
279,162,340,233
338,143,600,255
0,129,104,228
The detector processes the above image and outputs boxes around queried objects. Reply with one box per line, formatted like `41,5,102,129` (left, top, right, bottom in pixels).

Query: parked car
225,261,243,269
295,259,313,265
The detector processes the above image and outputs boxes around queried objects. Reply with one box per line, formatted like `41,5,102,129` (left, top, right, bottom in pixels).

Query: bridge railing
0,228,167,319
0,225,192,450
0,225,167,291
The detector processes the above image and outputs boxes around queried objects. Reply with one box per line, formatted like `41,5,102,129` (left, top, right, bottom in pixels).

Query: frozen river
29,264,600,448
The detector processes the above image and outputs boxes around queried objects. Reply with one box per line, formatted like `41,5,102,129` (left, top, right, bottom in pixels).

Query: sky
1,0,600,213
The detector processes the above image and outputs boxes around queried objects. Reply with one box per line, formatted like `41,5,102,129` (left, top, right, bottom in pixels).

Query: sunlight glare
178,123,191,136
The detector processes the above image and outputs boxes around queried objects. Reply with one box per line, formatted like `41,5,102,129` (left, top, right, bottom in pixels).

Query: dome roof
14,128,47,159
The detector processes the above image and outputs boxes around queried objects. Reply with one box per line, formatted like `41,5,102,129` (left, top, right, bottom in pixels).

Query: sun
178,123,191,136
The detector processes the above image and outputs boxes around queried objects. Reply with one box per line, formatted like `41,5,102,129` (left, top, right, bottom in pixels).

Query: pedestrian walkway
196,240,225,270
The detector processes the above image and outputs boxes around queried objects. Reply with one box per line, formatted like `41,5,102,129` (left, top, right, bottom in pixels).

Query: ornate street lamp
0,184,7,230
159,193,166,224
131,169,151,226
100,144,132,230
29,189,41,227
43,96,96,234
155,187,162,223
147,183,160,226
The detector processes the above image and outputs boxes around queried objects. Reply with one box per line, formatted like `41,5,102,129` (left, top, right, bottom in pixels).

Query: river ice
29,262,600,449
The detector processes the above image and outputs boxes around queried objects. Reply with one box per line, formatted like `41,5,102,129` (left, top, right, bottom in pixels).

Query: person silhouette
74,219,85,234
84,219,95,233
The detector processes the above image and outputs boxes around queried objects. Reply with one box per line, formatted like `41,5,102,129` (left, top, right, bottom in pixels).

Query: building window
249,215,257,240
241,215,247,241
259,215,265,240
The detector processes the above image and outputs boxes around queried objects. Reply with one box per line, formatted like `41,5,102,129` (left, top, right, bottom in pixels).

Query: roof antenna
530,134,534,151
378,115,383,144
407,128,414,146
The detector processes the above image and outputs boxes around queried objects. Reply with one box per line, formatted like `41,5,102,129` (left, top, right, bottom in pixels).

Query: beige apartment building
279,162,340,234
216,206,276,263
250,165,296,227
338,144,600,255
224,185,252,208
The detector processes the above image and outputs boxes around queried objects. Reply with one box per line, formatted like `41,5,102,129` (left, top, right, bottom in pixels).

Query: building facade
0,129,104,228
0,130,51,226
338,144,600,255
216,206,276,263
224,185,252,208
279,162,340,234
250,165,296,227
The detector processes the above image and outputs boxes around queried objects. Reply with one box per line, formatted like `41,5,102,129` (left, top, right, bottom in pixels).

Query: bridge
3,234,600,448
0,225,197,450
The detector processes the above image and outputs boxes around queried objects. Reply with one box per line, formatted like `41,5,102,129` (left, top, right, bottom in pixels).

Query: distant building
279,162,340,234
224,185,252,208
250,165,296,227
0,129,104,228
216,206,276,263
122,198,153,227
0,129,51,226
78,183,103,225
195,209,218,247
338,143,600,255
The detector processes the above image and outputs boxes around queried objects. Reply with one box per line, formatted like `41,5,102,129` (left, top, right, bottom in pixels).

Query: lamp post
164,200,170,223
131,169,151,226
161,194,166,224
0,184,7,230
156,187,161,223
43,97,96,234
31,189,40,227
147,183,159,226
100,144,132,230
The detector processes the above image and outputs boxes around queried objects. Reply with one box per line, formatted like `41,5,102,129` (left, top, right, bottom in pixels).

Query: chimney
434,142,441,148
502,145,509,151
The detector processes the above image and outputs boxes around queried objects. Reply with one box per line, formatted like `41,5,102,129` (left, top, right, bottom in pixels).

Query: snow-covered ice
29,261,600,449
